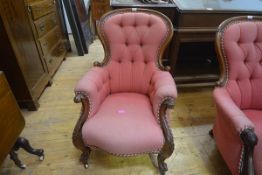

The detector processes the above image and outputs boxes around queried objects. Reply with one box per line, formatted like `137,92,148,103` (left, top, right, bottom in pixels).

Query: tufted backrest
217,16,262,109
96,9,173,94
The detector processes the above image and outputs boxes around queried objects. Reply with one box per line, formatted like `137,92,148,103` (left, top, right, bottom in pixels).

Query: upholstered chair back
217,17,262,109
97,9,173,94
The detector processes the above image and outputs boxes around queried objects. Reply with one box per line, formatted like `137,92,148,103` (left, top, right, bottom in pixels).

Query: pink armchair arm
149,71,177,118
74,67,110,117
213,87,255,135
213,87,258,175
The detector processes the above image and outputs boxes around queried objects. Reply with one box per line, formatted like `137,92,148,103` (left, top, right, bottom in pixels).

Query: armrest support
157,98,175,174
213,87,254,135
149,71,176,174
149,71,177,118
240,128,258,175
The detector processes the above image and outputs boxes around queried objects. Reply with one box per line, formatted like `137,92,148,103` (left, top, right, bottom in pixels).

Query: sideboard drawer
177,13,244,28
45,41,66,74
39,27,61,56
34,12,57,37
29,0,56,20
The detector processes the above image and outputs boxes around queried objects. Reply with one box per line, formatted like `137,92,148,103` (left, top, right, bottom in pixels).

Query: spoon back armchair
212,16,262,175
73,8,177,175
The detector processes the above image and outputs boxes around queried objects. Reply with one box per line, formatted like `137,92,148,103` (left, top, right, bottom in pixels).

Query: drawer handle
59,45,64,52
27,6,31,13
39,24,45,32
53,45,64,56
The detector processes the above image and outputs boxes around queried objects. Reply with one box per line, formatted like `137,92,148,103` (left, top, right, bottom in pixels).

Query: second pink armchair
211,16,262,175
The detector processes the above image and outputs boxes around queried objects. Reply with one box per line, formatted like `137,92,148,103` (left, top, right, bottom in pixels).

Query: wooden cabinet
27,0,67,77
0,71,25,164
0,0,68,110
91,0,110,22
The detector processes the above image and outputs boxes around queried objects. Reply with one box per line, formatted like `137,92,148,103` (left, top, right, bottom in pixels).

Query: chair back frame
215,16,262,87
94,8,173,71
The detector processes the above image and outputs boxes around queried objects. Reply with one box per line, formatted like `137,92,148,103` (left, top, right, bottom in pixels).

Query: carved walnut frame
72,8,175,175
214,16,262,175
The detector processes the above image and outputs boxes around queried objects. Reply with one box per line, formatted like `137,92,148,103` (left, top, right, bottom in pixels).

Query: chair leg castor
158,154,168,175
80,147,91,169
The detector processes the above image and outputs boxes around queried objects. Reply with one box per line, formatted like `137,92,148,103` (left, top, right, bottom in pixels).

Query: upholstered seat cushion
82,93,164,155
243,110,262,175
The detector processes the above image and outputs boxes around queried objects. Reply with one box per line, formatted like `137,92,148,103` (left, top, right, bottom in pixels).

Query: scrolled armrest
149,70,177,118
213,87,254,135
74,67,110,117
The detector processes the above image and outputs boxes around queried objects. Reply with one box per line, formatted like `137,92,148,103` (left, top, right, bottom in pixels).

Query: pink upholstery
213,19,262,175
149,70,177,117
213,88,254,175
75,10,176,156
223,21,262,109
75,67,110,117
102,12,169,94
82,93,164,155
213,88,254,134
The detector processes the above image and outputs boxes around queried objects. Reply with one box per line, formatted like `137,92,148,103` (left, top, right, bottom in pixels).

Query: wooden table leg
9,137,44,169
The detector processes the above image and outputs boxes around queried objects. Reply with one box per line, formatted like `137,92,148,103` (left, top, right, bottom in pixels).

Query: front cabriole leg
73,93,92,168
240,128,258,175
158,98,175,175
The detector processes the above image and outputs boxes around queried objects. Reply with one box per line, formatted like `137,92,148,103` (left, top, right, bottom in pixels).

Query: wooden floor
0,40,231,175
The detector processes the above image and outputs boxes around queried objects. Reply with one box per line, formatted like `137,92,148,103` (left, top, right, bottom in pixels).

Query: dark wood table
170,0,262,85
0,71,25,165
0,71,44,169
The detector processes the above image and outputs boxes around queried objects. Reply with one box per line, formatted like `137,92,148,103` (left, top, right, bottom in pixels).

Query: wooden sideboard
91,0,110,23
27,0,67,76
0,0,69,110
0,71,25,165
170,0,262,85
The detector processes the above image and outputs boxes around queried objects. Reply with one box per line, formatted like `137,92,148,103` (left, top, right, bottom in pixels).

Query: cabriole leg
9,137,44,169
158,153,168,175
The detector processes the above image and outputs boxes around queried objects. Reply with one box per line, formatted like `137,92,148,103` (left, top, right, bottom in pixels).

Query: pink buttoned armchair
72,9,177,175
211,16,262,175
